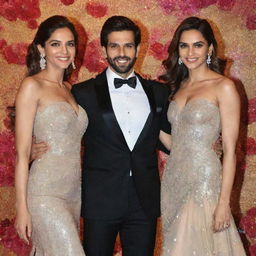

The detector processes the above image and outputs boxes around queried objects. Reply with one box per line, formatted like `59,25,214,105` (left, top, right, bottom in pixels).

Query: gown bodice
28,101,88,198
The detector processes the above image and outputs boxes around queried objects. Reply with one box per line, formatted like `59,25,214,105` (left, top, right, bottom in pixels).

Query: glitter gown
27,102,88,256
161,99,246,256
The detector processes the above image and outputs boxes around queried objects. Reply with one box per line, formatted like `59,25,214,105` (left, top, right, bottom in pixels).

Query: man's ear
101,46,107,59
136,44,140,58
37,44,45,56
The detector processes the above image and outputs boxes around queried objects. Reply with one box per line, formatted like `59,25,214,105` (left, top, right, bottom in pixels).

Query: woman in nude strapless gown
15,16,87,255
159,17,246,255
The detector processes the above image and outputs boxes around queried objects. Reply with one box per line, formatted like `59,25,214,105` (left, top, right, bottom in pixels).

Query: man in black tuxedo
32,16,171,256
72,16,171,256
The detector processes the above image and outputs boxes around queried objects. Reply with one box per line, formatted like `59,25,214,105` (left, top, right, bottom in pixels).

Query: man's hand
30,137,48,162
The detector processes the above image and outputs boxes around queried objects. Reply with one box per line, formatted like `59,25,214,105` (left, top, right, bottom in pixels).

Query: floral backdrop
0,0,255,255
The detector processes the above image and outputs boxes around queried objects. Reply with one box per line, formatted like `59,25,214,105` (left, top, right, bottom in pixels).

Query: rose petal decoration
0,0,40,22
3,42,28,65
157,0,176,15
246,137,256,156
0,131,16,186
175,0,216,16
250,243,256,256
216,0,235,11
149,42,169,61
246,15,256,30
27,19,38,29
16,0,40,21
60,0,75,5
240,207,256,239
0,39,7,50
0,2,18,21
83,39,107,73
0,218,31,255
85,2,108,18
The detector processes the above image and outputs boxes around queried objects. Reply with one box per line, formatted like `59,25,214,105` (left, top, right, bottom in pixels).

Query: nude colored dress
161,99,246,256
27,102,88,256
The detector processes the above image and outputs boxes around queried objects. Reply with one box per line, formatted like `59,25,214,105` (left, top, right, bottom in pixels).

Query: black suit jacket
72,70,171,219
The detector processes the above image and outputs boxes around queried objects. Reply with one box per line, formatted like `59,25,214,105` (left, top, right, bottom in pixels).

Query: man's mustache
113,56,131,61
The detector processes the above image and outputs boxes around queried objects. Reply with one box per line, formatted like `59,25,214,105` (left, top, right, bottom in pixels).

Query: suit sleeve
71,84,79,102
160,86,171,134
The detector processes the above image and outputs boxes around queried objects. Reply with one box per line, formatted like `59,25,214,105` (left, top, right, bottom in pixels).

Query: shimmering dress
161,99,246,256
27,102,88,256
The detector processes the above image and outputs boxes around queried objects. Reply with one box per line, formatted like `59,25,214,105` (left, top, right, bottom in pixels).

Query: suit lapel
94,71,129,148
133,74,156,150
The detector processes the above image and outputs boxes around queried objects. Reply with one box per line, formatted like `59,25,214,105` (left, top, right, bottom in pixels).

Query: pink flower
175,0,216,16
248,96,256,124
16,0,40,21
3,42,28,65
250,244,256,256
60,0,75,5
240,207,256,239
246,137,256,156
85,2,108,18
0,0,40,22
216,0,235,11
0,218,31,255
246,15,256,30
182,0,216,10
0,2,18,21
83,39,107,73
0,130,16,186
27,19,38,29
149,42,169,61
0,39,7,50
4,106,15,131
157,0,175,15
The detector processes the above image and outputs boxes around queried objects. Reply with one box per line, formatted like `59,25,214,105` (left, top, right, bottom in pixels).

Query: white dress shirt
106,67,150,153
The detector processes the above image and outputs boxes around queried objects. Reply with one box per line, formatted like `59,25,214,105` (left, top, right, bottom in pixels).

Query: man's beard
107,56,137,74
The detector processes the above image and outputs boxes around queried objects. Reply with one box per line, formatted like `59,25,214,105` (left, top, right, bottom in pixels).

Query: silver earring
206,54,211,65
40,53,46,70
178,57,183,65
72,61,76,69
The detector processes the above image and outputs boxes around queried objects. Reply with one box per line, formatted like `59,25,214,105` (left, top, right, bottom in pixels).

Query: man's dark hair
100,16,141,48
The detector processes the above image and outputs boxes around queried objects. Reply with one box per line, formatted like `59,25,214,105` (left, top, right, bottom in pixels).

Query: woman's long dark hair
159,17,226,97
26,15,78,81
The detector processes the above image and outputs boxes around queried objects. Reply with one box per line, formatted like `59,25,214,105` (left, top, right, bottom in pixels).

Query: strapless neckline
37,101,82,117
170,98,219,113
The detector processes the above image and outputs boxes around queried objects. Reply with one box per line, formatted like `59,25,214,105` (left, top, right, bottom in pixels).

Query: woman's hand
15,207,32,244
212,201,231,232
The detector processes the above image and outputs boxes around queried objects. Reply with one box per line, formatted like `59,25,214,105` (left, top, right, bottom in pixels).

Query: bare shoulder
16,76,41,102
215,76,237,97
19,76,41,92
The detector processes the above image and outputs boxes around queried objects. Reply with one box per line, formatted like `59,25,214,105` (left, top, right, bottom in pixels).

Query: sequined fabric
27,102,88,256
161,99,246,255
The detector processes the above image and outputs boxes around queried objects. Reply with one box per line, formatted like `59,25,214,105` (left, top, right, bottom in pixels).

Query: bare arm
213,79,240,232
15,77,40,243
159,130,172,151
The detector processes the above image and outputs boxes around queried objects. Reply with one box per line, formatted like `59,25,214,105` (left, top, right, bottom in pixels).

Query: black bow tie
114,77,137,89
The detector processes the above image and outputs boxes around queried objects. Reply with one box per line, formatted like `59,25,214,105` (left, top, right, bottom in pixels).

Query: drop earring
178,57,183,65
40,53,46,70
206,54,211,65
72,61,76,69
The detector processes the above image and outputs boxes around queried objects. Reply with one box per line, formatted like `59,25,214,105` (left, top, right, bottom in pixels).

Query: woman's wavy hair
159,17,226,97
26,15,78,81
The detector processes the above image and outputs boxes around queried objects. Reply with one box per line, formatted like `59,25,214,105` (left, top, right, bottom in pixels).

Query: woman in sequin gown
15,16,87,255
159,17,246,255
